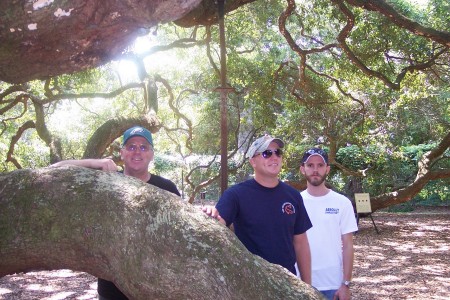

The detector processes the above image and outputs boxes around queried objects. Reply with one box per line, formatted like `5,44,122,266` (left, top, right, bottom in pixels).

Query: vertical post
218,0,228,194
200,191,206,206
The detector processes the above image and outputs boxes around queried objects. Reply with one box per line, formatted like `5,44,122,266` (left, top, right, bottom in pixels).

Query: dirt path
352,207,449,299
1,207,449,299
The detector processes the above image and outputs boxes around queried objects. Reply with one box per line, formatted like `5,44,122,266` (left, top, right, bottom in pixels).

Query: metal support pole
218,0,229,195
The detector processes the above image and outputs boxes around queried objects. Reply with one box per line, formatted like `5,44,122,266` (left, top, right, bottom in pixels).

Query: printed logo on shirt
325,207,339,214
281,202,296,215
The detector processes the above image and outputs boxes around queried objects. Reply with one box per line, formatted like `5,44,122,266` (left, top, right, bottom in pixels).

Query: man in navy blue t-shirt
203,135,312,283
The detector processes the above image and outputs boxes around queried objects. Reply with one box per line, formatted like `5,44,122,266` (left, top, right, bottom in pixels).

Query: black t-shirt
98,173,180,299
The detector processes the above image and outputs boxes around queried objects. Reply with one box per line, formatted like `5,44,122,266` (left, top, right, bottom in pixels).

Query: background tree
1,0,449,207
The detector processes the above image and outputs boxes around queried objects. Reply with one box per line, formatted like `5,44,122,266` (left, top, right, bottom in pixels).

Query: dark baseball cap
301,148,329,165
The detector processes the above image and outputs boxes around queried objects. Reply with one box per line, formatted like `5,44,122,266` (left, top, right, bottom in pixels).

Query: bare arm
293,232,311,284
335,232,354,300
51,158,118,172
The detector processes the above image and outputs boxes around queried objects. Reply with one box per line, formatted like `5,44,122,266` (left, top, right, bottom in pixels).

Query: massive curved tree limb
0,167,321,299
371,131,450,211
0,0,255,84
0,0,198,83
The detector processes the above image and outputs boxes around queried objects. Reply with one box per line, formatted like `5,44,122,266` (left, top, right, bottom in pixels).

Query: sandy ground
1,207,448,299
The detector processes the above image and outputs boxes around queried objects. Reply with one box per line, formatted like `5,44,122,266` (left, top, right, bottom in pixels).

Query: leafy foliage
0,0,448,206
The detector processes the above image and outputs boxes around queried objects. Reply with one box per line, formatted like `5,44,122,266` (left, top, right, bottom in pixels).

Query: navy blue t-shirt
216,179,312,274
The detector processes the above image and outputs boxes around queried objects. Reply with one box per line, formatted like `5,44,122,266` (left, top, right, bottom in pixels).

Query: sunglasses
255,148,283,159
123,144,152,152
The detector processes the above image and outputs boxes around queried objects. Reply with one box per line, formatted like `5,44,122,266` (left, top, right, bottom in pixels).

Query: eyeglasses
124,144,152,152
255,149,283,159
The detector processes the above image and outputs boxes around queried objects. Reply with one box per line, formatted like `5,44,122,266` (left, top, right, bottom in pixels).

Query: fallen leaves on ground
352,207,449,299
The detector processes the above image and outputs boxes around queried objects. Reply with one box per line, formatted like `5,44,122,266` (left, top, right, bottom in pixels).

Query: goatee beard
306,174,327,186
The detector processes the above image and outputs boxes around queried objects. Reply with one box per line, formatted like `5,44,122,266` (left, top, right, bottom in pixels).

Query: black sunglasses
255,148,283,159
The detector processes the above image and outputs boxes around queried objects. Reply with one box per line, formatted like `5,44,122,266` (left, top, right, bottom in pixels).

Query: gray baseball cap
246,135,284,158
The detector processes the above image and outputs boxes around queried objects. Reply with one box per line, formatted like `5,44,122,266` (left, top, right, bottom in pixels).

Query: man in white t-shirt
299,148,358,300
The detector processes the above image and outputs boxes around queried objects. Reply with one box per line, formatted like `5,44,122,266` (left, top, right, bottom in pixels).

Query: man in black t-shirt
52,126,181,300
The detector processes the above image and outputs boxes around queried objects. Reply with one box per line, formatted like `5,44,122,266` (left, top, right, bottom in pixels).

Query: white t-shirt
301,189,358,291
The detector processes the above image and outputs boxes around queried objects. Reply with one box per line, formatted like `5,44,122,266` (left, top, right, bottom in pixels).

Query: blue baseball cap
122,126,153,146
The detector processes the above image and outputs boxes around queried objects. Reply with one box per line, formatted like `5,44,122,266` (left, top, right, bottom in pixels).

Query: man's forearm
294,233,311,284
342,233,354,282
51,158,118,171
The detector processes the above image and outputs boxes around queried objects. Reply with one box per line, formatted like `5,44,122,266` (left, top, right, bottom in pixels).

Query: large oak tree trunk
0,166,321,299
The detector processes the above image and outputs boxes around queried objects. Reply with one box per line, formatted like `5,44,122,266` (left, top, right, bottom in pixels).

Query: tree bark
0,0,257,84
0,166,321,299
